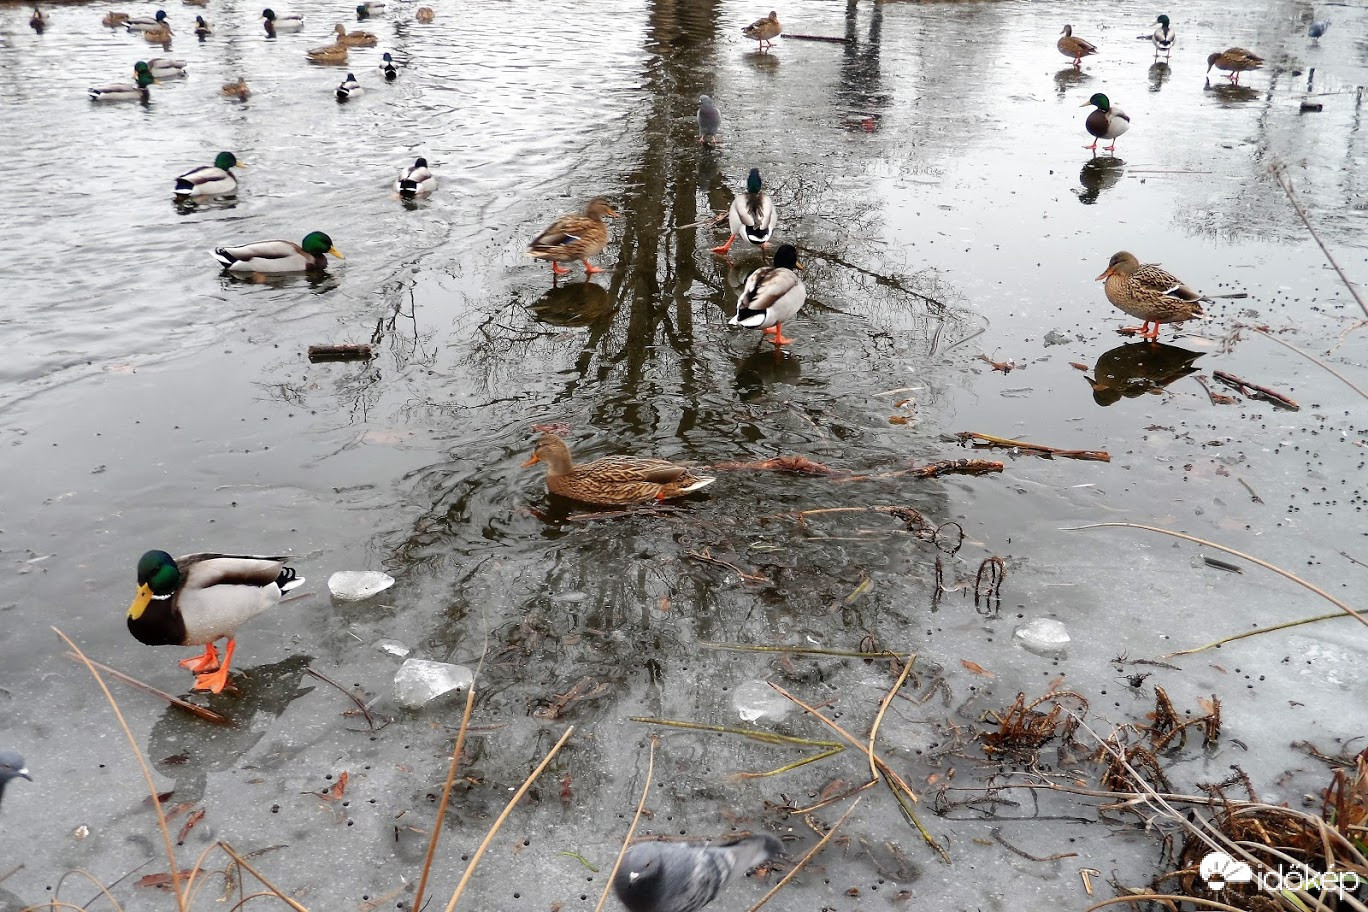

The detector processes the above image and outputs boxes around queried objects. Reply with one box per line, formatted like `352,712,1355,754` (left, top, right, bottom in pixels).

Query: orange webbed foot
178,644,220,674
710,235,737,255
582,260,605,274
551,262,571,276
192,639,236,693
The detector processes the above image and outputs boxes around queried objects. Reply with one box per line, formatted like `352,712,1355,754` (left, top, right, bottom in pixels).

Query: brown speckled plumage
521,434,715,506
1097,251,1207,339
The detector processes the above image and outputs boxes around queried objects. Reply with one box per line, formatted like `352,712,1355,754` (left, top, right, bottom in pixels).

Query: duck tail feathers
277,567,306,593
729,309,768,328
680,475,716,493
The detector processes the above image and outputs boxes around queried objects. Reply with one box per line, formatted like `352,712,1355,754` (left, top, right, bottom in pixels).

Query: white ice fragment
393,658,473,709
328,570,396,600
551,591,587,603
732,680,792,722
1013,618,1071,656
374,638,411,658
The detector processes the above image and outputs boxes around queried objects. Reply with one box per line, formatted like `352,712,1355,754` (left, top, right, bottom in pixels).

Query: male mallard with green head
213,231,343,273
522,434,716,506
127,551,305,693
1081,93,1129,153
712,168,777,256
1096,251,1208,339
528,198,619,277
1058,24,1098,66
1151,15,1175,59
730,244,805,346
175,151,241,199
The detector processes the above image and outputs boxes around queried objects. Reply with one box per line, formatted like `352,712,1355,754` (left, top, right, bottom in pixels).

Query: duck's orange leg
769,323,794,346
178,643,220,674
551,262,571,276
1142,321,1161,340
711,234,737,255
193,639,236,693
582,259,605,274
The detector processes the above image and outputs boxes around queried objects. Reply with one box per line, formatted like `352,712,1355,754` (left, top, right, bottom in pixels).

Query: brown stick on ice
954,432,1110,462
1211,370,1300,410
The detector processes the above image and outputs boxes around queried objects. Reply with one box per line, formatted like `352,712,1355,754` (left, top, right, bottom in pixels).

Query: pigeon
613,834,781,912
697,95,721,146
0,752,32,809
1308,19,1329,42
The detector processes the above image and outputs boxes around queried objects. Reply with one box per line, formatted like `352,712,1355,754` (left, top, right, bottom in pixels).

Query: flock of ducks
1065,14,1270,154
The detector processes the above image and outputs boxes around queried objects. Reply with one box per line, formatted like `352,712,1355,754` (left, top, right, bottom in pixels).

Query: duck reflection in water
1204,80,1259,104
735,347,801,402
529,280,613,329
1076,157,1124,204
1085,341,1202,406
1148,61,1171,92
1054,67,1090,95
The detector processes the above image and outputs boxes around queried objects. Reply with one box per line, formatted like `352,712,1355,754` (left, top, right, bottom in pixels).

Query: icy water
2,0,1366,909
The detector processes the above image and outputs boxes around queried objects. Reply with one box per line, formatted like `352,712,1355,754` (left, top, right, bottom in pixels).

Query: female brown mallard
306,41,348,64
222,77,250,99
333,22,377,46
743,11,781,51
415,6,433,21
1206,47,1263,84
1096,251,1208,339
1058,24,1098,66
521,434,716,506
528,198,619,277
103,11,130,26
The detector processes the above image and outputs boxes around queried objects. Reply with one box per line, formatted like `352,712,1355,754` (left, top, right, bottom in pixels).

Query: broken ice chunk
1013,618,1071,656
393,658,473,709
732,680,792,722
374,638,411,658
328,570,396,601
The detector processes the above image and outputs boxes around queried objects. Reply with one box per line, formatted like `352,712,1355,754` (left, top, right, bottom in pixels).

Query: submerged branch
955,432,1109,462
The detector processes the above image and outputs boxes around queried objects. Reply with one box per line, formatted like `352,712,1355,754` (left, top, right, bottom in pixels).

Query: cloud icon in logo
1200,852,1254,890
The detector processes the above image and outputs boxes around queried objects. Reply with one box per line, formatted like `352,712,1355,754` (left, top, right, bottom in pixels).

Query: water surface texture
2,0,1366,909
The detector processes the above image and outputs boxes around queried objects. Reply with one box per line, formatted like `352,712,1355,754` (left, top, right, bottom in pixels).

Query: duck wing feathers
1132,263,1205,303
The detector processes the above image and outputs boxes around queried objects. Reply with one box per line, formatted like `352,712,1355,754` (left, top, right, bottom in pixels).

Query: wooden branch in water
1271,162,1368,322
1211,370,1300,410
307,344,373,362
1233,323,1368,402
782,33,851,43
665,211,726,235
955,432,1110,462
63,651,230,725
713,455,1003,479
684,548,771,585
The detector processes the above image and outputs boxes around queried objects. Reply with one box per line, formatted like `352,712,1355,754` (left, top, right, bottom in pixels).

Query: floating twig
990,828,1078,863
1062,522,1368,630
63,651,229,725
684,548,771,584
1236,476,1264,504
665,211,726,235
701,642,913,660
711,455,844,476
1193,375,1237,406
592,737,656,912
745,798,863,912
975,557,1006,608
1211,370,1300,410
304,666,388,731
631,718,844,778
782,32,851,43
307,344,373,362
443,726,573,912
1271,163,1368,321
1231,323,1368,402
955,432,1110,462
1162,611,1353,658
1202,556,1243,574
975,353,1016,374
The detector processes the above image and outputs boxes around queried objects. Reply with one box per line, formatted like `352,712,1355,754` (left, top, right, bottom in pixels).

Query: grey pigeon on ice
613,834,781,912
0,752,32,809
697,95,721,146
1307,19,1329,42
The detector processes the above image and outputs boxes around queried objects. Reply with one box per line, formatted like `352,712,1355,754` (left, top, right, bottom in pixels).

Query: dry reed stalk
592,736,657,912
745,798,863,912
443,726,574,912
412,668,481,912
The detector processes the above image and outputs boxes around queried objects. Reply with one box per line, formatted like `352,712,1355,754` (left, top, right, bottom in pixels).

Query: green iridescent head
746,168,762,194
1087,92,1111,110
301,231,343,259
213,151,238,170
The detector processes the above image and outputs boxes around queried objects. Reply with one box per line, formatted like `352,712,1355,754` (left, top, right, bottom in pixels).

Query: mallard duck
1151,14,1175,58
1308,20,1329,42
521,434,716,506
357,1,384,14
697,94,721,146
89,66,154,102
182,0,206,7
193,15,210,37
712,168,776,255
262,7,303,30
333,22,377,46
222,77,250,99
127,551,305,694
143,21,173,43
1207,47,1263,85
103,11,130,27
1058,24,1098,66
125,9,168,31
730,243,805,346
306,41,348,64
396,157,435,197
175,151,241,199
30,7,47,30
1096,251,1208,339
213,231,343,273
379,51,399,80
1081,93,1129,153
335,71,363,100
147,56,187,78
528,197,619,277
415,6,433,21
743,10,781,51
